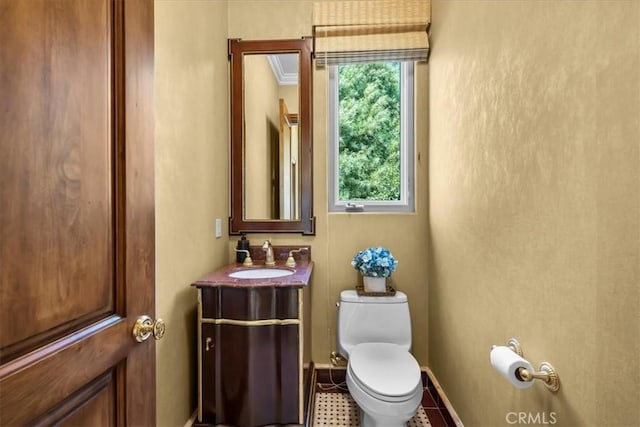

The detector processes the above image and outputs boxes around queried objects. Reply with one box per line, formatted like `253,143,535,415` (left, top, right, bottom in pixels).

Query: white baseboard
183,410,196,427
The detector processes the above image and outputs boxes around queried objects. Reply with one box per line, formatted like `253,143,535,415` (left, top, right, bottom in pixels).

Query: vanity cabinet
193,261,312,427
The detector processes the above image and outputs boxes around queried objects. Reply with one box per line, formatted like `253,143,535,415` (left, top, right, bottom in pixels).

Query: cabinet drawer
201,286,298,320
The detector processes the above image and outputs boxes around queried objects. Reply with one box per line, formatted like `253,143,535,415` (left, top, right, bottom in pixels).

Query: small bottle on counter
236,234,250,263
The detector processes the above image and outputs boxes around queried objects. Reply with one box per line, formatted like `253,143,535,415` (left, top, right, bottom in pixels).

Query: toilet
337,290,423,427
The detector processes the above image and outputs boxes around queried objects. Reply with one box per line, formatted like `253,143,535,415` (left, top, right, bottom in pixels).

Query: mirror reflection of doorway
279,98,299,220
242,53,300,221
269,119,280,219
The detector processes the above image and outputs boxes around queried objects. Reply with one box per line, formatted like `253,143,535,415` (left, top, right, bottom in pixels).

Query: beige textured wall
155,1,229,426
429,1,640,426
228,0,430,366
244,55,279,218
280,84,299,113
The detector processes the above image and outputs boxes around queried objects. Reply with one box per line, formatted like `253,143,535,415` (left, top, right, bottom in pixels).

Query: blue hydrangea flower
352,247,398,277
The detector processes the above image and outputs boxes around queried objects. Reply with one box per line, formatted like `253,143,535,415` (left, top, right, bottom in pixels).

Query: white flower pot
363,276,386,292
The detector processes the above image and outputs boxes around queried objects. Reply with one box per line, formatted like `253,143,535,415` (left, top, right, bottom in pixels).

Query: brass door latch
132,315,166,342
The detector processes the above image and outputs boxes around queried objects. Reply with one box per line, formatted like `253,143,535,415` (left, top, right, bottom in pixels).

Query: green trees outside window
338,62,401,201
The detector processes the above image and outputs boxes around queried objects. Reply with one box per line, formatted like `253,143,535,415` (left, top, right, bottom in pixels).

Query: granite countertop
192,260,314,288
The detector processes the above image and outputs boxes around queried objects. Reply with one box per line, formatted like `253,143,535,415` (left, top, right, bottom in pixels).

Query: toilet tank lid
340,290,407,303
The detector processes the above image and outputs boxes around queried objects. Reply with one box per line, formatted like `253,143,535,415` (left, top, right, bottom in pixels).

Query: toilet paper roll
490,346,535,389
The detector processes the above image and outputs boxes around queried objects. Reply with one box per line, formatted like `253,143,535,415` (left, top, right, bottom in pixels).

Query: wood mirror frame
229,38,315,235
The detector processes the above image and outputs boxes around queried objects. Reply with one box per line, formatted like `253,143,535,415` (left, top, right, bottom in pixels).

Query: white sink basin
228,268,295,279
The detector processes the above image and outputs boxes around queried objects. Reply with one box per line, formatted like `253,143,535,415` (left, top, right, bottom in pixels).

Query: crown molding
267,54,298,86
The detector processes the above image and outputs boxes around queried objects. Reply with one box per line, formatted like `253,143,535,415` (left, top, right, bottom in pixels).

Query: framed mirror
229,38,315,235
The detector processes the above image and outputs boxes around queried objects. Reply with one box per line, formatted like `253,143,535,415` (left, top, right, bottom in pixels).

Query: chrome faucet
262,240,276,266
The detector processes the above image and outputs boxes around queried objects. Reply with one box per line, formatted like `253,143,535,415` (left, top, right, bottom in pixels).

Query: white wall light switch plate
215,218,222,238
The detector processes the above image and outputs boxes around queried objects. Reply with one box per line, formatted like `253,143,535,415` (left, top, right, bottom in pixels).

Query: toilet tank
337,290,412,357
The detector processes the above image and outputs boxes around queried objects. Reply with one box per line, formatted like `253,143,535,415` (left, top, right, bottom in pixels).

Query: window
328,61,415,212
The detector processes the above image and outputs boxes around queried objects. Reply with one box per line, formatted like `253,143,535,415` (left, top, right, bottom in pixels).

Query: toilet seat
348,342,421,403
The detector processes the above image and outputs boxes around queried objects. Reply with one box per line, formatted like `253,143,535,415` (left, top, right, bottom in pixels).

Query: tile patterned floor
311,369,459,427
313,391,431,426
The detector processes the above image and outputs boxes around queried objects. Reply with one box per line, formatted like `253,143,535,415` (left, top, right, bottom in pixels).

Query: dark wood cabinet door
0,0,155,425
216,324,300,427
200,323,216,424
197,286,303,426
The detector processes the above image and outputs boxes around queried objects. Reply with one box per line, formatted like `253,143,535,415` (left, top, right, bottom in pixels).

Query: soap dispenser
236,234,250,263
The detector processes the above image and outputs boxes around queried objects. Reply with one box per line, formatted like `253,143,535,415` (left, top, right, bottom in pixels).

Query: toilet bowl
346,343,423,427
337,290,423,427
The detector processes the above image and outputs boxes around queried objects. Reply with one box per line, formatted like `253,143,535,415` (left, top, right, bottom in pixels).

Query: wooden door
0,0,156,425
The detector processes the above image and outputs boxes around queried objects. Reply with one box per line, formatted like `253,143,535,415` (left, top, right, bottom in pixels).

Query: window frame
328,61,415,213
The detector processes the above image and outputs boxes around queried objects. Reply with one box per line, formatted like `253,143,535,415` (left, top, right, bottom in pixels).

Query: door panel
0,0,155,425
33,370,116,427
57,377,116,427
0,0,114,362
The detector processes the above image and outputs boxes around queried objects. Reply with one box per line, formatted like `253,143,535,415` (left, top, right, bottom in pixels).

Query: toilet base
346,366,422,427
359,406,411,427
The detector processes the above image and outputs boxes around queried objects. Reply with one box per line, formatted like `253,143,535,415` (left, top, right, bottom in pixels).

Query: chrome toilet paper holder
494,338,560,392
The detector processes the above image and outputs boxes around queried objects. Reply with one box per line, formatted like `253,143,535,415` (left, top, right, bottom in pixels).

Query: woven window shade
313,0,430,66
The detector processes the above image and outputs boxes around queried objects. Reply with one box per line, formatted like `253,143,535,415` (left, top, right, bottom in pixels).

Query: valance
312,0,430,66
